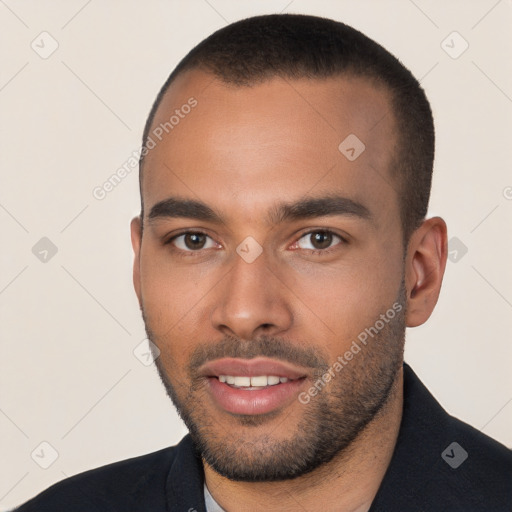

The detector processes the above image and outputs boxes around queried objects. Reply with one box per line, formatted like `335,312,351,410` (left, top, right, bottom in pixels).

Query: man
16,13,512,512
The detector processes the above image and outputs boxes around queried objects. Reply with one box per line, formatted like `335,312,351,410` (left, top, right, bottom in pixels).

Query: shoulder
407,364,512,481
14,445,178,512
412,412,512,511
441,410,512,499
372,364,512,511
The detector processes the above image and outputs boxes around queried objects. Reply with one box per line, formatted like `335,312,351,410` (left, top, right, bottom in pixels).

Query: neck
203,366,404,512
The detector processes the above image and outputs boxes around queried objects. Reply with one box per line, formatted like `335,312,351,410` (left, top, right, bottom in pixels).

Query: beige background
1,0,511,509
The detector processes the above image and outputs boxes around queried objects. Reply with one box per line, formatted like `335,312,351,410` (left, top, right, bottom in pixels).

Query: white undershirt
204,482,226,512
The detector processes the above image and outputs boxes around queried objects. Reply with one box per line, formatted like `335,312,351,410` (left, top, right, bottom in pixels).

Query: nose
210,249,293,341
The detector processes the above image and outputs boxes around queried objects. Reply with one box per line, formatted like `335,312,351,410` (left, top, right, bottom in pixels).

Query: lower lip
206,377,306,415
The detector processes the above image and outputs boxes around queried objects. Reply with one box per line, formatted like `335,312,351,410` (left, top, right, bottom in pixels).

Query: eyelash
165,229,347,257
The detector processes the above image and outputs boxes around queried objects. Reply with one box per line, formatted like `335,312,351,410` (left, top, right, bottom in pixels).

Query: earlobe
130,216,143,309
404,217,448,327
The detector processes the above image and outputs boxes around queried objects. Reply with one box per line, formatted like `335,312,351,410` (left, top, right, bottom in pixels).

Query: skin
130,69,448,511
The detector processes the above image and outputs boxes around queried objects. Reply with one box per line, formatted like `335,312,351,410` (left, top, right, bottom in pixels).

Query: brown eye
171,232,216,251
184,233,207,249
310,232,333,249
296,231,342,251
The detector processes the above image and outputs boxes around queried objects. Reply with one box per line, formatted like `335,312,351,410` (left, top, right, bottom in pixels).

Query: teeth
234,376,251,387
218,375,287,387
250,375,268,387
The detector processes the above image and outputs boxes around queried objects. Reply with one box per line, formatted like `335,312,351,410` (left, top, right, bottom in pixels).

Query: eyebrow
147,195,372,225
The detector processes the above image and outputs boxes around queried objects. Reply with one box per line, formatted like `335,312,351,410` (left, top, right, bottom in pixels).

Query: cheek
286,251,402,350
139,259,211,379
138,246,215,339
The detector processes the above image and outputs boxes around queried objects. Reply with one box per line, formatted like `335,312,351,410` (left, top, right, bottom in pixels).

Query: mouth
218,374,297,388
199,357,309,415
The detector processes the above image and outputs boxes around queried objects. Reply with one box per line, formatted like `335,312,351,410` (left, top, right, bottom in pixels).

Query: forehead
142,69,398,223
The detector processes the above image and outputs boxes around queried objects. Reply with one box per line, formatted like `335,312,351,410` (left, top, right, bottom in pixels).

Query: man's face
132,70,407,481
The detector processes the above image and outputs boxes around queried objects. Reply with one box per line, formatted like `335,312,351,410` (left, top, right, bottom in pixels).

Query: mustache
188,334,329,376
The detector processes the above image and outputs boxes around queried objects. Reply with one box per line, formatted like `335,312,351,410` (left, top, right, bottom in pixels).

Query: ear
404,217,448,327
130,216,143,309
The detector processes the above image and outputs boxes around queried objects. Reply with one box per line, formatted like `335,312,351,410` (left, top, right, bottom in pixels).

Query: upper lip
198,357,309,380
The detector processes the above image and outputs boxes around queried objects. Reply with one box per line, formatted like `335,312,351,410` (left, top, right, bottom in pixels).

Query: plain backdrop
1,1,511,509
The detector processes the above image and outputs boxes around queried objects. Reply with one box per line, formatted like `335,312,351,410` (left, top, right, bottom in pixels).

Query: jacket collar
368,362,451,510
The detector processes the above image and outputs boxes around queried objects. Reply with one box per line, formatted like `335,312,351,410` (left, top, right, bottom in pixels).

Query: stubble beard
144,282,407,482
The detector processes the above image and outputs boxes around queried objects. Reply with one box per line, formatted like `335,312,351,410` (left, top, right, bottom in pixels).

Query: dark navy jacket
15,364,512,511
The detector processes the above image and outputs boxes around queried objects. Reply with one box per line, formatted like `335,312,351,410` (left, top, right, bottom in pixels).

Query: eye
295,230,344,252
170,232,218,251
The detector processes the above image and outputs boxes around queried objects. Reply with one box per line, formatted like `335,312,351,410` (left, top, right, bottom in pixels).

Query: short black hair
140,13,434,241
